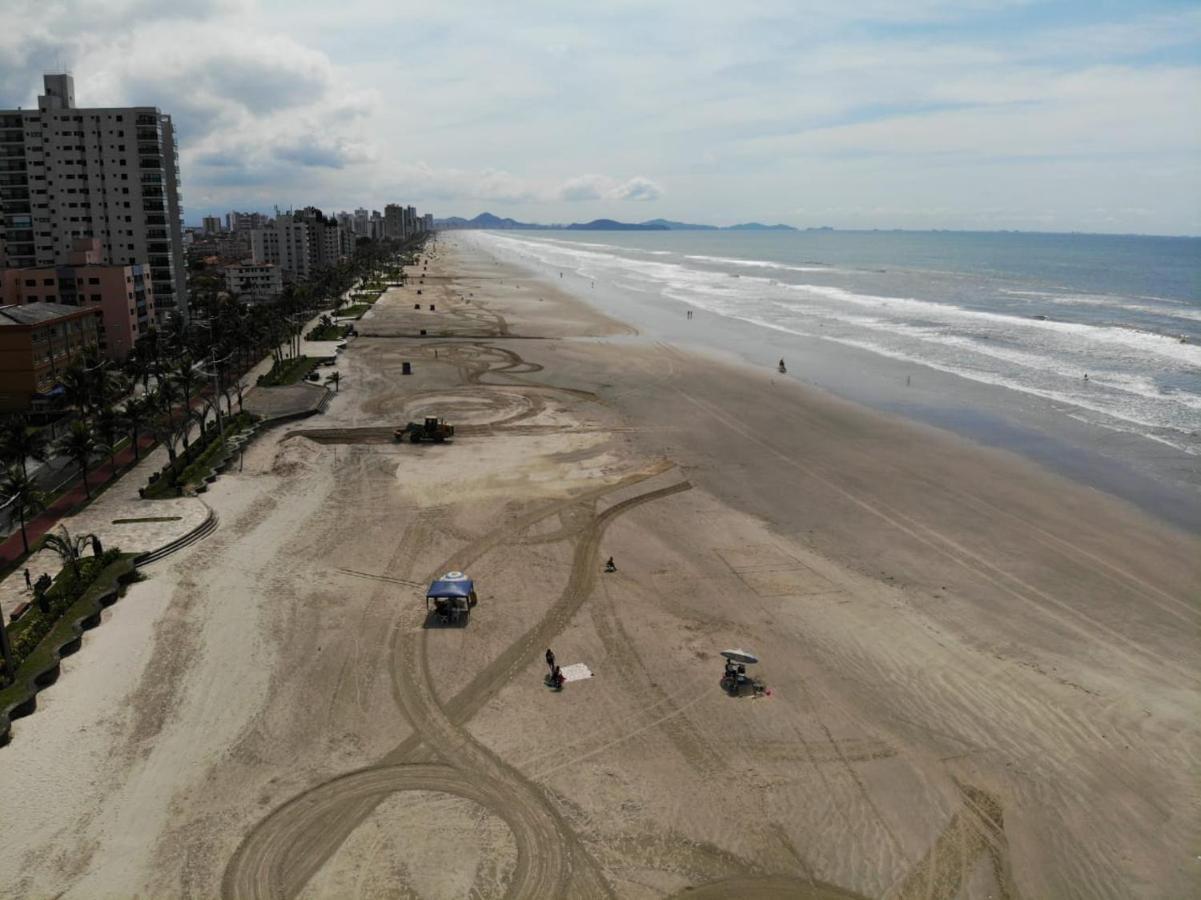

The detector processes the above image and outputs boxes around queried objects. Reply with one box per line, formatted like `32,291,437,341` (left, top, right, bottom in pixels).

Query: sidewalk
0,432,157,567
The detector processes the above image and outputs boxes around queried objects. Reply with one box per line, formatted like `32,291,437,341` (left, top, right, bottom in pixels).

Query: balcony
142,199,165,213
137,158,163,169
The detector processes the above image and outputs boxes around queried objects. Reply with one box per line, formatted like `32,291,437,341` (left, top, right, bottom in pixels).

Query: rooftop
0,303,97,326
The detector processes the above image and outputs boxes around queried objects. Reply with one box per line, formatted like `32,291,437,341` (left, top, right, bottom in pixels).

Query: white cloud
610,177,664,201
558,175,664,202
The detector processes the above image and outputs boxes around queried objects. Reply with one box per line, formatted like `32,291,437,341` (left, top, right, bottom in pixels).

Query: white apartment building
0,74,188,320
224,261,282,302
249,208,349,282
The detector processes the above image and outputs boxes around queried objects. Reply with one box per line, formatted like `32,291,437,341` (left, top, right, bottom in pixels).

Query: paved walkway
0,433,157,568
0,496,208,620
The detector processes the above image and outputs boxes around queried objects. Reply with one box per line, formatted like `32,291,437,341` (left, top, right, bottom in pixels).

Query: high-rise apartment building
227,210,266,232
249,207,349,282
353,207,369,236
383,203,404,240
0,74,188,321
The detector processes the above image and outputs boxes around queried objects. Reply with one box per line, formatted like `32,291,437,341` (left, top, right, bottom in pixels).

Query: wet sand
0,234,1197,899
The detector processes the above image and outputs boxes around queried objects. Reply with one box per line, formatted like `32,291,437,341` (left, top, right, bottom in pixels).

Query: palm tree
59,363,93,416
123,396,150,461
42,525,94,580
1,464,46,555
0,415,49,477
94,405,125,473
325,371,341,393
57,419,105,500
155,376,183,450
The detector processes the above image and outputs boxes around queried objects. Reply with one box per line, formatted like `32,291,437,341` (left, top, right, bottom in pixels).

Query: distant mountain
567,219,669,231
642,219,798,231
639,219,718,231
724,222,798,231
434,212,799,231
434,212,547,229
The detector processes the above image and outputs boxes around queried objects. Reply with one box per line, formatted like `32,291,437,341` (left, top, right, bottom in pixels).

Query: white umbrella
720,649,759,665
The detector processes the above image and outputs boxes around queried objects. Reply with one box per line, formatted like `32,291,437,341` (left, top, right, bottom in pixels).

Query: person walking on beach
23,569,31,591
545,648,556,678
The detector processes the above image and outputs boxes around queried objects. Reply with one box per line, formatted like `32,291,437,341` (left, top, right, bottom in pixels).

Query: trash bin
420,329,427,336
429,304,436,311
402,362,412,375
414,303,420,309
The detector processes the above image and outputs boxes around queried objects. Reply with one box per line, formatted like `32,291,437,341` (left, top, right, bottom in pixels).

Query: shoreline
467,230,1201,533
0,233,1196,898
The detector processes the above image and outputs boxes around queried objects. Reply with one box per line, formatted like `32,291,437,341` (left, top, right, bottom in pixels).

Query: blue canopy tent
425,571,477,624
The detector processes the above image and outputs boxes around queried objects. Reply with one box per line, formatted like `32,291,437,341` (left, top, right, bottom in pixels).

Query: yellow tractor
395,416,455,444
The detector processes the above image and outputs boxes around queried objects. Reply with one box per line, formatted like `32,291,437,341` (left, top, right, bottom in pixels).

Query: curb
133,502,219,567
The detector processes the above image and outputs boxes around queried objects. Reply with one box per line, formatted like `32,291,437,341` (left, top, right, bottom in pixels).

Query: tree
59,363,94,416
325,371,341,393
0,415,49,477
155,376,183,453
0,464,46,555
123,396,151,461
94,405,125,473
57,419,105,500
42,525,94,580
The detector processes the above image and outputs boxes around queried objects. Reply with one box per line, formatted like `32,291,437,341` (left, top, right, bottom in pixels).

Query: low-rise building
223,262,283,302
0,239,155,361
0,302,103,410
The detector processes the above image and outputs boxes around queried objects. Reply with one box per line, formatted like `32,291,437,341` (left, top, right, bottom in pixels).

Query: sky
2,0,1199,234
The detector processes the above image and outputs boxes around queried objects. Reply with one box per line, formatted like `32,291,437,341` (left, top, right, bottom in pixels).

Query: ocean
467,228,1201,527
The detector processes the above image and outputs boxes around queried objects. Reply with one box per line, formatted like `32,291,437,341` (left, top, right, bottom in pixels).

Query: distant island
435,212,798,232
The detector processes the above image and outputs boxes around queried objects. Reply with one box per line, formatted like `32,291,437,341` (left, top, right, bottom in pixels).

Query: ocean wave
684,254,833,272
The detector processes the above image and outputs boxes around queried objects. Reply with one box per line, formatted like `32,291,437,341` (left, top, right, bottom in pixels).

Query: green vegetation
338,304,371,319
305,323,350,341
0,551,131,687
349,291,382,303
258,356,319,387
143,412,256,498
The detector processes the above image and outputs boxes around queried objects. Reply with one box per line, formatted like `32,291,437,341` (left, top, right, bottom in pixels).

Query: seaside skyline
2,0,1198,235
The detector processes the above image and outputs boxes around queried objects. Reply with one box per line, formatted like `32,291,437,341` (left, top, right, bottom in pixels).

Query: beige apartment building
0,74,188,320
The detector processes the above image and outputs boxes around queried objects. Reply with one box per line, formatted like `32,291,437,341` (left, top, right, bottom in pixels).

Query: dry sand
0,235,1198,900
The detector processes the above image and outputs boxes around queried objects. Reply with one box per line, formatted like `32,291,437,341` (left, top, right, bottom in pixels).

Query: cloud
610,176,664,201
558,175,664,202
558,175,605,202
273,136,372,169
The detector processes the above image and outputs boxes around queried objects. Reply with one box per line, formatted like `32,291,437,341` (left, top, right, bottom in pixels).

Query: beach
0,233,1198,899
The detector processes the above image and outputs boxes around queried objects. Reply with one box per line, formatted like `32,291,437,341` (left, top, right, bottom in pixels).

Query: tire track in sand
223,469,690,899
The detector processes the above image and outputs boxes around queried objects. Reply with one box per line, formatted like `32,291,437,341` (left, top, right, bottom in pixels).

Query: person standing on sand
24,569,31,591
545,648,555,677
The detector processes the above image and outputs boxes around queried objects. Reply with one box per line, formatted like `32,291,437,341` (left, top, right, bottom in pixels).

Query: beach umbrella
720,649,759,665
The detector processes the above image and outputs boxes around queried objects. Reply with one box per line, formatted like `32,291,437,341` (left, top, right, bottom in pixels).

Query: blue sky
2,0,1198,233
